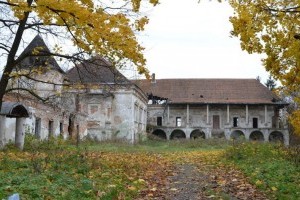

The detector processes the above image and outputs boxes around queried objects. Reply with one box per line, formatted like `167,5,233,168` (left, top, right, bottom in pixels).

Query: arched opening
231,130,245,140
170,129,186,140
1,102,29,118
152,129,167,139
250,131,264,141
190,129,205,139
269,131,284,143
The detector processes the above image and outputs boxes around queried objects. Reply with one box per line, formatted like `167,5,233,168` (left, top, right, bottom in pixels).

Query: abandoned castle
0,36,289,149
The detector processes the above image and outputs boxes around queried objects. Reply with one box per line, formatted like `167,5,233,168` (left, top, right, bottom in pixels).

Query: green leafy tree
265,75,277,91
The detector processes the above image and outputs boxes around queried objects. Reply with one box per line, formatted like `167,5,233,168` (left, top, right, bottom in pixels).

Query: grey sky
137,0,269,82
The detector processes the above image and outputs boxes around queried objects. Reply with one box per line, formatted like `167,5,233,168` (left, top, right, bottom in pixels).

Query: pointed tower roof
17,35,64,73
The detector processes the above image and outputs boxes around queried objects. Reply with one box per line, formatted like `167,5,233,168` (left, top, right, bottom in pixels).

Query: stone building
0,36,147,148
135,75,289,145
0,36,289,148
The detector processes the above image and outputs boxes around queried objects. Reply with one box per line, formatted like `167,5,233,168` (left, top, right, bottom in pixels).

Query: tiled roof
17,35,64,73
134,78,281,104
66,57,130,84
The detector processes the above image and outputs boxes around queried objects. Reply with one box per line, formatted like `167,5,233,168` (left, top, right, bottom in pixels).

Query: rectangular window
253,118,258,128
157,117,162,126
35,117,41,138
60,122,64,135
233,117,239,127
176,117,182,127
49,120,54,137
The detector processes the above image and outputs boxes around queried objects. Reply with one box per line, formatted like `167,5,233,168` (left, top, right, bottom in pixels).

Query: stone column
206,104,210,124
167,105,170,125
227,105,230,124
187,104,190,127
264,105,268,125
0,115,6,149
246,105,249,125
15,117,25,150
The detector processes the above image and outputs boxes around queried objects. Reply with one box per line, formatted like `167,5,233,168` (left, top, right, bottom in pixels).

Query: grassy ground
0,137,299,199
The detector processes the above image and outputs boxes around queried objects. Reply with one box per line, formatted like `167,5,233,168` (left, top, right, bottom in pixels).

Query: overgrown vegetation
1,136,300,199
225,142,300,199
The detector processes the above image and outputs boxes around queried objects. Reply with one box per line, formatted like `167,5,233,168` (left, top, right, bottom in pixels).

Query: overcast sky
135,0,269,82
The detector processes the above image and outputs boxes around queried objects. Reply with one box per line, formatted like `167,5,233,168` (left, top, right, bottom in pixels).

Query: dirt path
163,163,269,200
164,164,210,200
137,163,269,200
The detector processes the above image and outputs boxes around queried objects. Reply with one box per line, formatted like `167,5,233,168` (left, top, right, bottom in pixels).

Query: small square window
176,117,182,127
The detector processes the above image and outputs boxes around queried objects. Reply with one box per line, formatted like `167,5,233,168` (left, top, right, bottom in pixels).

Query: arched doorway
0,102,29,150
170,129,186,140
269,131,284,143
250,131,264,141
231,130,245,140
152,129,167,139
190,129,205,139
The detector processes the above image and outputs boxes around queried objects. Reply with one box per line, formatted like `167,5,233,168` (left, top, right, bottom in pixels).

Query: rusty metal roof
134,78,281,104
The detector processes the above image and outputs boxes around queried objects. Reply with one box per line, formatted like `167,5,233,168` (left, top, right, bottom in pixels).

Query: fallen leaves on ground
1,147,269,199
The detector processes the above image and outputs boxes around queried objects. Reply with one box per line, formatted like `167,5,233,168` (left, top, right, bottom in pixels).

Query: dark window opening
253,118,258,128
157,117,162,126
49,120,54,137
233,117,239,127
60,122,63,135
35,118,41,138
176,117,182,127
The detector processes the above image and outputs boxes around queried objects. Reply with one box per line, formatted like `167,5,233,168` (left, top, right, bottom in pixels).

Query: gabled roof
66,57,130,84
17,35,64,73
134,78,281,104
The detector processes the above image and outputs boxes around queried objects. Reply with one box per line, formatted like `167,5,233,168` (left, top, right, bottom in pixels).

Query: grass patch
224,142,300,200
85,137,231,152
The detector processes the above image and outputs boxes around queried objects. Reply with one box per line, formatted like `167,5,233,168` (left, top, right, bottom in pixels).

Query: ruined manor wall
148,104,276,130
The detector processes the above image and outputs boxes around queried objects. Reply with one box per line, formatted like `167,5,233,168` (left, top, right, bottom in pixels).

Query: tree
265,75,277,91
229,0,300,136
0,0,158,109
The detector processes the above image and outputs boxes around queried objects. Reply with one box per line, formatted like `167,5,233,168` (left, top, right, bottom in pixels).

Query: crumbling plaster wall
112,87,147,142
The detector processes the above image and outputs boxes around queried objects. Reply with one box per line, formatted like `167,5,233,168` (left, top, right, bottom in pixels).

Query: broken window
233,117,239,127
49,120,54,136
253,118,258,128
35,117,41,138
157,117,162,126
176,117,182,127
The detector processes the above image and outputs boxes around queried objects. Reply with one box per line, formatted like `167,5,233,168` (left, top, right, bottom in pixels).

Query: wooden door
213,115,220,129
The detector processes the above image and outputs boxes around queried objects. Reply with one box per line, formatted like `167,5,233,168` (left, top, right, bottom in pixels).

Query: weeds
224,142,300,199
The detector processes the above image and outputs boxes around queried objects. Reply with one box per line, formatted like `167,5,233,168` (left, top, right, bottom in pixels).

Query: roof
0,102,29,118
17,35,64,73
134,78,281,104
66,57,131,84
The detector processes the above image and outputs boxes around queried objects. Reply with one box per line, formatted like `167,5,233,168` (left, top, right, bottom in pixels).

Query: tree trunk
0,0,33,109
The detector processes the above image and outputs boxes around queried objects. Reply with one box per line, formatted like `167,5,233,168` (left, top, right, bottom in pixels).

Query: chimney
151,73,156,83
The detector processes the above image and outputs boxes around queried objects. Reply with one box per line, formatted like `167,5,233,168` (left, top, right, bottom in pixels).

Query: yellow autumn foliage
228,0,300,135
6,0,159,77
